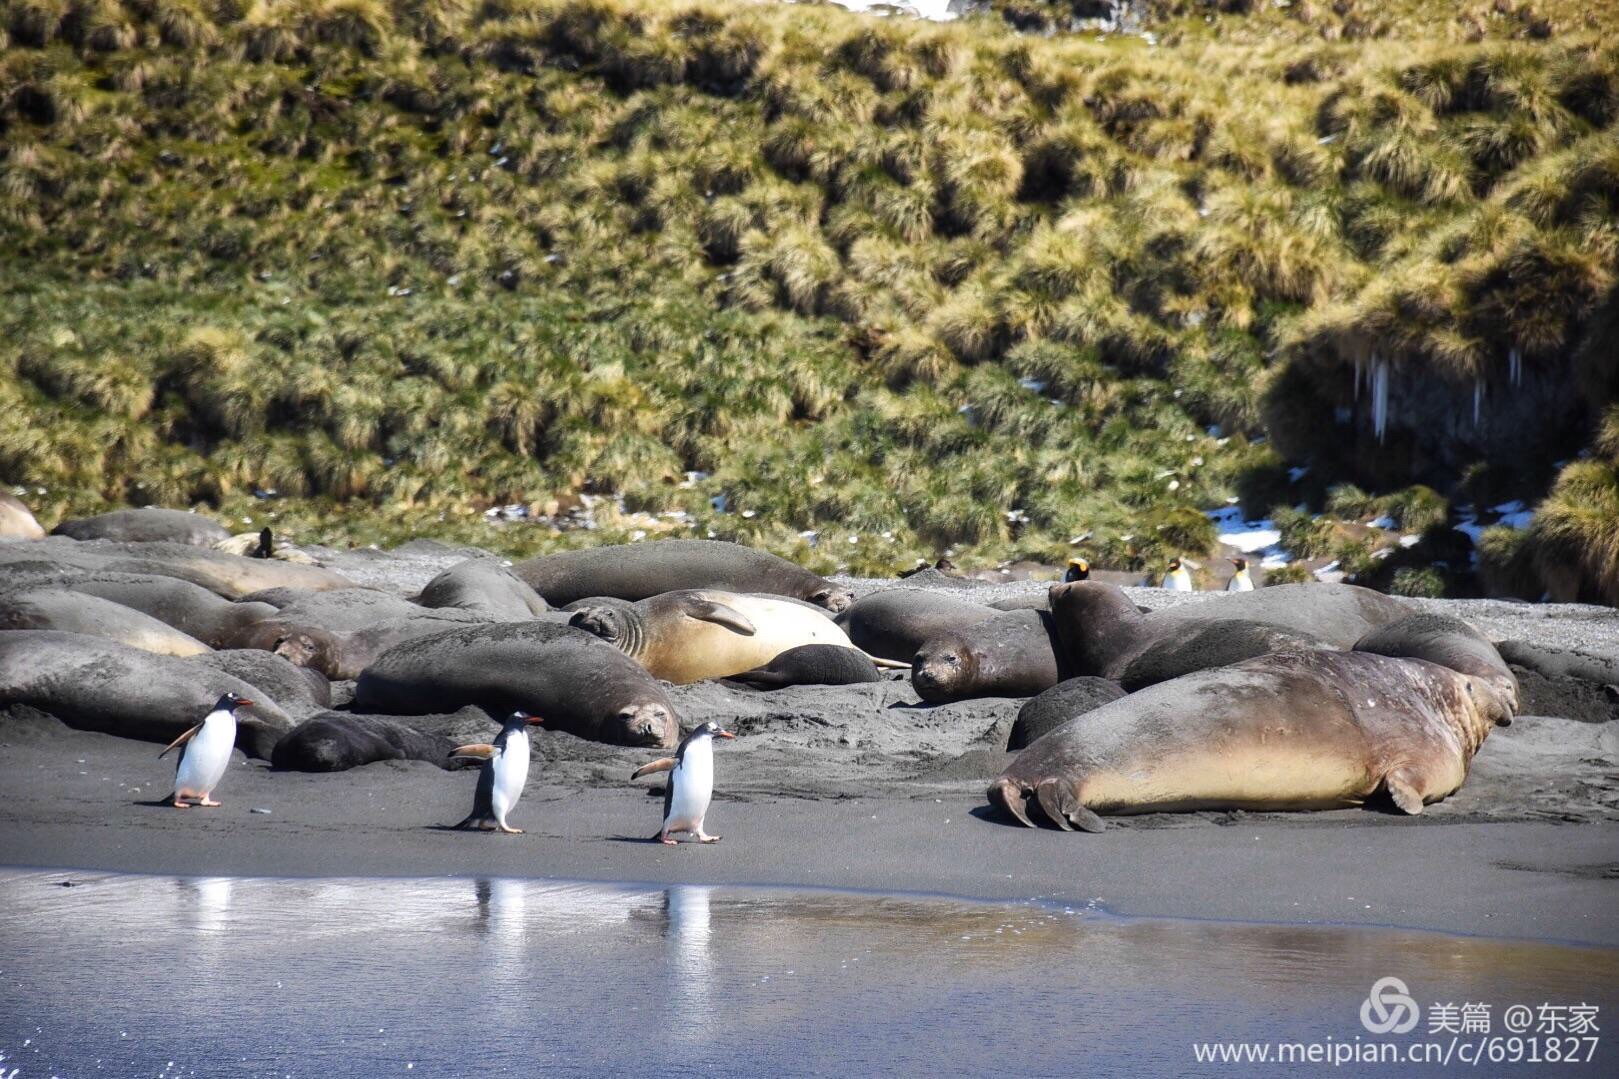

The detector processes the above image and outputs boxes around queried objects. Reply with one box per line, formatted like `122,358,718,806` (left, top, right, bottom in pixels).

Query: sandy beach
3,545,1616,948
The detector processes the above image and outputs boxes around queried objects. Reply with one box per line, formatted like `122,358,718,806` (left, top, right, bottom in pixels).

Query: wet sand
2,542,1617,947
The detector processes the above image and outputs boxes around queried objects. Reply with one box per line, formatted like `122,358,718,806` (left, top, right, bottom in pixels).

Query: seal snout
813,587,854,614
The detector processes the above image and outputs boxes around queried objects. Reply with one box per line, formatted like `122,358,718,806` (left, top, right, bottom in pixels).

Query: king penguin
630,721,736,845
1064,558,1090,582
160,691,252,808
1226,557,1255,592
452,712,544,834
1162,558,1194,592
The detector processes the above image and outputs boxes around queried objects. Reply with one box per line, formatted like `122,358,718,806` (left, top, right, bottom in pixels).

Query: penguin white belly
1165,571,1193,592
1227,574,1254,592
490,731,531,822
175,718,234,797
666,743,714,830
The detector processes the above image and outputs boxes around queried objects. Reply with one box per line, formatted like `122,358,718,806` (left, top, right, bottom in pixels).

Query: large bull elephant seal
0,587,213,656
911,608,1063,703
271,713,457,772
834,589,998,663
1007,676,1127,751
0,630,293,757
513,539,852,613
355,621,679,747
988,649,1513,832
2,571,277,649
415,559,550,618
52,508,231,547
1149,581,1409,647
0,492,45,540
1047,581,1331,689
568,590,855,684
727,644,882,689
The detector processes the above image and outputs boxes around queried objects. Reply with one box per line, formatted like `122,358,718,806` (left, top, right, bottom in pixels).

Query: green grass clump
1391,565,1447,598
1263,562,1313,586
0,0,1613,591
1270,505,1336,558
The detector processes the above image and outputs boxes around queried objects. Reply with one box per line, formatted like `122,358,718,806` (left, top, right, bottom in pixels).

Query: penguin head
1167,558,1182,572
693,721,736,741
216,692,254,713
1064,558,1090,582
508,711,544,728
1230,557,1248,572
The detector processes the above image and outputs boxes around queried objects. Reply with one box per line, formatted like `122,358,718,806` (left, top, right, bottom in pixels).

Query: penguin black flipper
158,724,202,760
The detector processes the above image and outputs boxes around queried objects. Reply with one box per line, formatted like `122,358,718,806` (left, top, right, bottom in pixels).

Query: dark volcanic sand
2,544,1617,946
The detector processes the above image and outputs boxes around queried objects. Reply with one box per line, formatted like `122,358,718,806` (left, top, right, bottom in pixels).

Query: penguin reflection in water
631,722,736,845
159,692,253,808
452,712,545,834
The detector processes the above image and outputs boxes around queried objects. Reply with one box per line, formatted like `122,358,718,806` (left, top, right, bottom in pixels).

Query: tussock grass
0,0,1613,589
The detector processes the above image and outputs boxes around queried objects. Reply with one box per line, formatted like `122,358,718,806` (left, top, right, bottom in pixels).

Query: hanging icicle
1473,379,1483,427
1509,347,1522,386
1372,355,1390,444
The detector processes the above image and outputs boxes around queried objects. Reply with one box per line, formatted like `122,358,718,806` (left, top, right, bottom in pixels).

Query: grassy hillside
1,0,1615,594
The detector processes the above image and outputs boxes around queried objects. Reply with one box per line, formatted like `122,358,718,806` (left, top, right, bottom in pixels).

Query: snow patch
1206,505,1290,566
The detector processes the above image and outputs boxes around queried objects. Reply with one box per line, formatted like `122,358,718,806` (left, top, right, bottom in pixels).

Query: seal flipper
1037,779,1106,833
1382,771,1426,815
989,778,1035,828
684,599,756,636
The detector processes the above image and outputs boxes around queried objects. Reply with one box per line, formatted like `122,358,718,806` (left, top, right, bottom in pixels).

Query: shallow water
0,870,1613,1077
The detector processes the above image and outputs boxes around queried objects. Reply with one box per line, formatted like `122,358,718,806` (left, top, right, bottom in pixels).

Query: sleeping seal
513,539,852,613
989,649,1513,831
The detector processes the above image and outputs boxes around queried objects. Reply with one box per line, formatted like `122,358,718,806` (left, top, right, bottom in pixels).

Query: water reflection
0,870,1613,1077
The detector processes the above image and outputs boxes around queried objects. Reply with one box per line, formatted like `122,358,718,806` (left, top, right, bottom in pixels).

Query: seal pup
1063,558,1090,582
160,691,253,808
910,608,1063,702
727,644,881,689
1161,558,1193,591
988,649,1513,831
452,712,544,834
632,721,736,845
1226,558,1254,592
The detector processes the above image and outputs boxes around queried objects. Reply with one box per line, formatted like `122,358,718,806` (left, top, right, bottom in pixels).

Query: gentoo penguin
1064,558,1090,582
452,712,544,834
1162,558,1193,592
1226,557,1255,592
159,691,252,808
630,721,736,845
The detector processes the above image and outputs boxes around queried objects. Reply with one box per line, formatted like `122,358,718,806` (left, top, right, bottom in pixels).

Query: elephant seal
834,589,998,663
224,591,495,679
52,508,231,547
0,492,45,540
416,559,550,618
0,587,213,656
0,630,293,757
727,644,882,689
513,539,853,613
988,649,1513,831
355,621,679,747
0,537,358,598
1149,581,1409,648
1353,612,1519,713
911,608,1063,703
4,571,277,649
1048,581,1336,687
1495,640,1619,688
568,589,855,684
1007,676,1127,751
271,713,456,772
190,649,332,720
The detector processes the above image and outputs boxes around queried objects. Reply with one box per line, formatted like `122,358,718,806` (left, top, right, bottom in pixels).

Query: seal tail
988,779,1036,828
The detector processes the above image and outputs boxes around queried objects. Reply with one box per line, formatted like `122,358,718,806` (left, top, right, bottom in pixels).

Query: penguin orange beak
717,730,736,740
235,699,255,709
525,715,545,726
